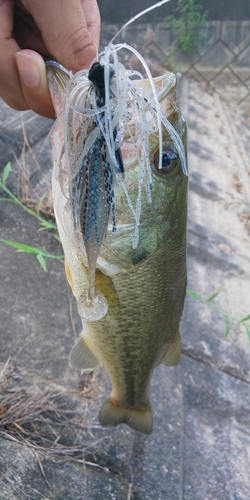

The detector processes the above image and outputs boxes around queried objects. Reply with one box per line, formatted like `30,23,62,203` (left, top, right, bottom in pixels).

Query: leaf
36,194,46,215
39,220,58,231
0,238,63,260
240,314,250,323
224,316,231,338
37,253,47,272
206,284,223,303
0,182,36,216
1,162,11,187
244,325,250,344
48,254,64,260
186,289,202,299
53,234,61,243
0,238,39,254
164,15,173,24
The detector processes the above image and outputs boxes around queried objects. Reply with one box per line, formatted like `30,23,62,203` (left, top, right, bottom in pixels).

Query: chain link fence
101,20,250,115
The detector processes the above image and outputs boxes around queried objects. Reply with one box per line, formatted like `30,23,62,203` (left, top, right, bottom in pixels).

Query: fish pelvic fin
64,259,74,294
69,334,101,371
161,331,181,366
99,397,153,435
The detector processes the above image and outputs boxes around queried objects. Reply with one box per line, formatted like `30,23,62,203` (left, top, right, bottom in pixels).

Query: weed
0,162,63,271
0,162,57,232
187,286,250,343
1,164,250,343
0,238,63,272
17,118,54,219
165,0,207,55
0,358,110,481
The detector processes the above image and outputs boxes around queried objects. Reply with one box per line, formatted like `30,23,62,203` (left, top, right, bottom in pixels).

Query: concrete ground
0,73,250,499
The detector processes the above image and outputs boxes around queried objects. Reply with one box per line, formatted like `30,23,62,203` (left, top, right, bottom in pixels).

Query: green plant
165,0,207,55
0,162,58,233
187,286,250,343
0,238,63,272
0,162,63,271
1,164,250,344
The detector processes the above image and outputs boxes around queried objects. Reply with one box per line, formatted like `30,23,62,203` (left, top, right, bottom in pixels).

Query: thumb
22,0,100,72
15,50,55,118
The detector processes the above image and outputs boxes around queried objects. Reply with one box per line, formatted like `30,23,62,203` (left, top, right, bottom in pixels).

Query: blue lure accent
84,140,101,244
71,63,118,246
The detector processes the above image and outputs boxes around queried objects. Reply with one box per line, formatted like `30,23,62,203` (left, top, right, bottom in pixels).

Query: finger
13,3,48,55
22,0,100,72
0,0,28,110
81,0,100,51
15,50,55,119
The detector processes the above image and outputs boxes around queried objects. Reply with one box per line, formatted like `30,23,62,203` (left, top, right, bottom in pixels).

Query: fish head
47,63,187,282
98,72,188,275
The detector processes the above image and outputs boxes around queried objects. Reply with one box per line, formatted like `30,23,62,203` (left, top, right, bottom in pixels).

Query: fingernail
15,51,41,88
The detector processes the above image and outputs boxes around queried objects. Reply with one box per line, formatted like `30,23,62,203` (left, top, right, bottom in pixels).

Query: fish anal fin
69,334,101,371
161,331,181,366
99,397,152,435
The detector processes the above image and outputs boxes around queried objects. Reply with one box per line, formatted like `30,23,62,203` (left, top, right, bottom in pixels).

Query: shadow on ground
0,71,250,499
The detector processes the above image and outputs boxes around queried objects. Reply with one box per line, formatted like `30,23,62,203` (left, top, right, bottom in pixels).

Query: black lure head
88,61,125,176
88,62,114,89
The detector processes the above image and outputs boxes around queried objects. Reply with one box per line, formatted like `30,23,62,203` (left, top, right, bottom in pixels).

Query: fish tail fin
99,397,153,435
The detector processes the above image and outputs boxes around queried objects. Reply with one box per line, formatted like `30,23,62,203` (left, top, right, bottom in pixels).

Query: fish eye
153,148,178,174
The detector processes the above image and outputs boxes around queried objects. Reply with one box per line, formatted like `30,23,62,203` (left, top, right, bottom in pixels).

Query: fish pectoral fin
69,334,101,371
161,331,181,366
99,398,152,435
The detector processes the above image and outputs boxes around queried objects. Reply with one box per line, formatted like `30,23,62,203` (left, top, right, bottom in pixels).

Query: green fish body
48,65,188,434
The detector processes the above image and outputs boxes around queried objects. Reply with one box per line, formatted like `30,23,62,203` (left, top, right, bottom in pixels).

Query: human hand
0,0,100,118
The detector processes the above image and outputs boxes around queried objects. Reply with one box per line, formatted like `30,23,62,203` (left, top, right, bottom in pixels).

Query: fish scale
89,238,187,408
47,59,188,434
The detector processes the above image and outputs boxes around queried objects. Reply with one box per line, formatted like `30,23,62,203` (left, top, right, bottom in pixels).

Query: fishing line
110,0,172,44
46,0,187,321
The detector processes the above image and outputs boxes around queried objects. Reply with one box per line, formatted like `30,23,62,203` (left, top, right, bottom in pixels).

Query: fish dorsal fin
161,331,181,366
69,334,101,370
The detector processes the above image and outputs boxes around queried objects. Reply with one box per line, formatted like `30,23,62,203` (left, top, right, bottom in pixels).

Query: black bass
46,41,188,434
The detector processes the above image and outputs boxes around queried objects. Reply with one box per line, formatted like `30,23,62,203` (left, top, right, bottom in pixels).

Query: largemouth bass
47,47,188,434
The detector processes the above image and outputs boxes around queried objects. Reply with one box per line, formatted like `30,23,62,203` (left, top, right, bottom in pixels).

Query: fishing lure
46,0,188,322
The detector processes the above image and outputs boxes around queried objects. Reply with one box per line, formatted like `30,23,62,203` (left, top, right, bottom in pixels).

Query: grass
0,162,58,232
165,0,207,55
0,238,63,272
0,162,63,272
187,286,250,343
1,162,250,343
0,358,110,491
17,118,55,220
